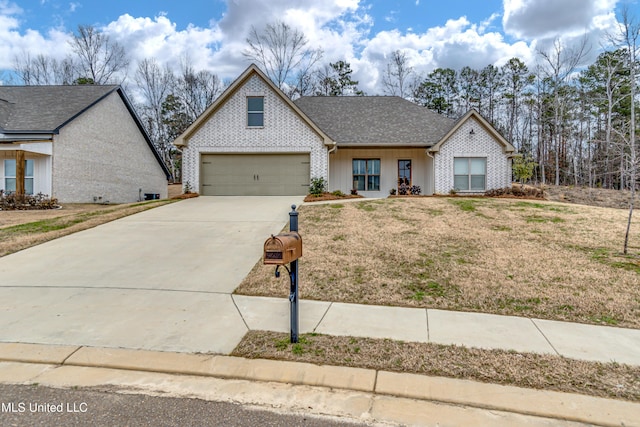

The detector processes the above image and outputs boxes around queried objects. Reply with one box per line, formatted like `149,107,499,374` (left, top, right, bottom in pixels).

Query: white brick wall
183,74,328,193
52,91,168,203
434,117,511,194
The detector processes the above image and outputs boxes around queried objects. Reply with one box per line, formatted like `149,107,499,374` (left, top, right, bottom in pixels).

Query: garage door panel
200,154,310,196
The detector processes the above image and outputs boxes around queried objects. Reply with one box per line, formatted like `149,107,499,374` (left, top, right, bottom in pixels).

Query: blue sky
15,0,505,37
1,0,636,92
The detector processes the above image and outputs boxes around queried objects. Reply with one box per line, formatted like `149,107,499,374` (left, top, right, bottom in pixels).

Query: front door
398,159,411,188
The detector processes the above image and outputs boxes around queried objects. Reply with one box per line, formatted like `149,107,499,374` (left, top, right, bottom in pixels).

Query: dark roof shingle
294,96,455,146
0,85,117,133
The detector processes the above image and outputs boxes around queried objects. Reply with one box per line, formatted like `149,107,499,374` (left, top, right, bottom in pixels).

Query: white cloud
0,0,625,92
503,0,620,40
0,1,72,71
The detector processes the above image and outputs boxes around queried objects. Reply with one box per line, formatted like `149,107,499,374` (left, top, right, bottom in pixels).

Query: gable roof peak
174,63,334,147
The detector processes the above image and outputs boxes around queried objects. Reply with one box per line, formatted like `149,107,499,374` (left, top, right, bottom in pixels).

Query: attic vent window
247,96,264,127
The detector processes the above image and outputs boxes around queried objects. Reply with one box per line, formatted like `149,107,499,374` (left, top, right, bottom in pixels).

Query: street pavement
0,196,639,426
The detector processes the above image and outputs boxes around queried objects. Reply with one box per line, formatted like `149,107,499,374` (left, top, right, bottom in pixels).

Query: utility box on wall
263,232,302,265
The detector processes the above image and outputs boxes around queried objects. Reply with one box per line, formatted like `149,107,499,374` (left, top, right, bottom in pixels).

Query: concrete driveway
0,196,304,354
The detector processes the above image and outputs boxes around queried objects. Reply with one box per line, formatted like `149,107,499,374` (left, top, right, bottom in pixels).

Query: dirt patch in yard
543,185,640,210
233,331,640,402
236,197,640,328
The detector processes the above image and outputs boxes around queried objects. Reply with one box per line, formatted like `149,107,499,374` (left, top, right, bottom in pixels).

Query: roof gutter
337,143,434,148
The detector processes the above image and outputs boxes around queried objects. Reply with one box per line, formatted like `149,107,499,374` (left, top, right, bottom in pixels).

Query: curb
1,342,639,427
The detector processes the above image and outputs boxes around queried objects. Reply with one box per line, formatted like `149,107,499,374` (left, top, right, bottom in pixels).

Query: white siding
52,91,168,203
434,117,511,194
329,147,433,197
182,74,328,194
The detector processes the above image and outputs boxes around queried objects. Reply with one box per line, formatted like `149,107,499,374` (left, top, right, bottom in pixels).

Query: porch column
16,150,25,196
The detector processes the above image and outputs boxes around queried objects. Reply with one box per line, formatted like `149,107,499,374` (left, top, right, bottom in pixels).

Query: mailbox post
263,205,302,343
289,205,299,343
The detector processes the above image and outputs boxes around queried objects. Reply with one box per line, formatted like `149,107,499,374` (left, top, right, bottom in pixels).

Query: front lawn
236,197,640,328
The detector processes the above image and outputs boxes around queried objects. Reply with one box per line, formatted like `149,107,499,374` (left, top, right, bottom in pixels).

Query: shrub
0,191,59,210
410,185,422,195
398,183,409,195
350,188,359,195
309,177,327,196
183,181,193,194
331,190,346,197
389,188,397,195
485,186,544,198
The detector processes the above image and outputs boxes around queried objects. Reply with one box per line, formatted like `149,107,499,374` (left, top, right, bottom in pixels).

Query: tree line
10,15,640,195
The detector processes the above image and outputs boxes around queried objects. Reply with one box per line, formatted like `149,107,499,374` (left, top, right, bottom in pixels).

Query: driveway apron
0,196,303,354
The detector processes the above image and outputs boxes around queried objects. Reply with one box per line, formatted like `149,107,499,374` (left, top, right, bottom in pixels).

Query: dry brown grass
233,331,640,402
0,200,175,257
236,197,640,328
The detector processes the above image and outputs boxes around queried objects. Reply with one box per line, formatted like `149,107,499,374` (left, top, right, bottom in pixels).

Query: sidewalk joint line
313,302,333,332
61,346,83,365
230,295,251,332
425,308,430,342
0,285,230,296
529,318,560,356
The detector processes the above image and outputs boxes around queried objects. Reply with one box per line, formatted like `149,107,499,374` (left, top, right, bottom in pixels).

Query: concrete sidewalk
235,296,640,366
1,343,638,426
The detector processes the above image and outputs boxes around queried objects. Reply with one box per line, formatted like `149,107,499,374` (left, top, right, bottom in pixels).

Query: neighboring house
175,64,514,197
0,85,170,203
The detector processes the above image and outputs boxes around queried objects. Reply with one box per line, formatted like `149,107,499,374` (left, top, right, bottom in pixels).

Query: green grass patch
448,198,481,212
525,215,565,223
330,204,344,209
513,201,574,214
355,202,376,212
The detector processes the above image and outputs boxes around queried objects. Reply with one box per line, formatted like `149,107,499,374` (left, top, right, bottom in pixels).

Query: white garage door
200,153,310,196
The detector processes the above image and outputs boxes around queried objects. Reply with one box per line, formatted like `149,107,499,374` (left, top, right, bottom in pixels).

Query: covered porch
328,147,434,198
0,142,52,196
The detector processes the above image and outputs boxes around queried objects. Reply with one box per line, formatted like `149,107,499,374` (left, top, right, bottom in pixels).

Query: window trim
453,157,486,192
247,96,264,128
352,158,381,191
4,158,34,195
398,159,411,187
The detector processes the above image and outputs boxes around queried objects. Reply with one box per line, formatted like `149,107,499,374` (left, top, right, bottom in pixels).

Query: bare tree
538,36,590,185
613,6,640,254
243,20,323,96
135,58,176,178
69,25,129,84
382,50,414,98
177,56,225,120
13,51,74,85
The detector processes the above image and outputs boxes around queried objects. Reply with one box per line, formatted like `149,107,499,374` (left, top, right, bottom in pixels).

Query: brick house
0,85,170,203
175,64,514,196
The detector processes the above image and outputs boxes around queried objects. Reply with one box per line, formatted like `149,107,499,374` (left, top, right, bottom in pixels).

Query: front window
454,157,486,191
247,96,264,127
398,159,411,187
4,159,34,195
353,159,380,191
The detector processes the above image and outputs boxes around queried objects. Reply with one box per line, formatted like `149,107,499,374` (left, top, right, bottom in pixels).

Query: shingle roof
294,96,455,146
0,85,171,179
0,85,117,133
